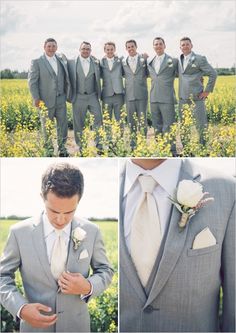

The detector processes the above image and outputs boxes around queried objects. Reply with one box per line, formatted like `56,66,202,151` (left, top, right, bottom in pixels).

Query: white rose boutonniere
167,58,173,67
58,53,67,64
169,180,214,230
140,57,145,63
72,227,86,250
122,59,127,66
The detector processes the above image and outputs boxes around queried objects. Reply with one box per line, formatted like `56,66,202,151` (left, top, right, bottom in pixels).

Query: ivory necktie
82,58,90,77
129,57,136,73
51,229,67,280
154,56,161,74
130,175,162,286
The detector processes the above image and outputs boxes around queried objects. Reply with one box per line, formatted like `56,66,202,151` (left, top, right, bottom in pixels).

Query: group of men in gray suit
28,37,217,155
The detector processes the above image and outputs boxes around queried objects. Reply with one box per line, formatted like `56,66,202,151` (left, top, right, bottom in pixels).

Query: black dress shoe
59,150,69,157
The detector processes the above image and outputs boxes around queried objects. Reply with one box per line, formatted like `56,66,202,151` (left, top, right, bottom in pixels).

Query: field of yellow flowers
0,76,235,157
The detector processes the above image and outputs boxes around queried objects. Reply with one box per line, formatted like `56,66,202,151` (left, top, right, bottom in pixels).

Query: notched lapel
32,215,58,288
145,160,200,307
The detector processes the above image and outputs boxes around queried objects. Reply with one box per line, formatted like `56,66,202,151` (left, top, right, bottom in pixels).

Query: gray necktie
130,175,162,286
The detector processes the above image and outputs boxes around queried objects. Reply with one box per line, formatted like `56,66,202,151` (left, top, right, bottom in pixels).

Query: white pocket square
79,249,89,260
192,227,216,249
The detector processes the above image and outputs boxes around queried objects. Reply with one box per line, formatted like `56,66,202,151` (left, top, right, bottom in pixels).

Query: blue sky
1,0,235,70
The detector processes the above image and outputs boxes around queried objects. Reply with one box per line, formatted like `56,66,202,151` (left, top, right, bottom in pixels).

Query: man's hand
20,303,57,328
198,91,209,99
58,271,91,295
34,99,41,107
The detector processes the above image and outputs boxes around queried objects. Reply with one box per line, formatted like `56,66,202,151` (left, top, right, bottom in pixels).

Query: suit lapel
145,160,200,307
66,220,87,272
120,165,147,303
42,55,56,78
32,214,58,288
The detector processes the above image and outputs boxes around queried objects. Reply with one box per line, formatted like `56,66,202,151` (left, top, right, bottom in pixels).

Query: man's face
153,39,166,56
80,43,92,58
180,40,193,56
126,42,137,57
43,191,80,230
44,42,57,57
104,45,115,58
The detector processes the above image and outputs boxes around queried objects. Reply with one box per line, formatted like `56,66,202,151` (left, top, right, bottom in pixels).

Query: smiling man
28,38,71,157
0,163,113,332
178,37,217,145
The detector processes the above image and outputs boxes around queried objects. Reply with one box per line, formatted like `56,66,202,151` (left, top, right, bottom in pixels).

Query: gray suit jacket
100,56,124,99
178,51,217,101
28,54,71,108
147,54,178,104
122,55,148,101
67,56,101,103
0,215,113,332
120,160,235,332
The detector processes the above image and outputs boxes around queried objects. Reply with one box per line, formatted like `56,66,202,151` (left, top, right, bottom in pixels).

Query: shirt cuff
17,304,28,319
80,282,93,300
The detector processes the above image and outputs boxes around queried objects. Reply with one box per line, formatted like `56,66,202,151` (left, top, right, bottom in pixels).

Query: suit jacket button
145,305,153,313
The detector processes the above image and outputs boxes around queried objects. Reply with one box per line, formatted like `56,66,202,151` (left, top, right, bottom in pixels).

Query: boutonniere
140,57,145,63
191,63,197,68
57,53,67,64
169,180,214,230
167,58,173,67
122,59,127,65
71,227,86,250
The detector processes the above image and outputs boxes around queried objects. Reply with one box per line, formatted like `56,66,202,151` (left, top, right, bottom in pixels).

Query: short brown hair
80,41,91,48
104,42,116,50
153,37,165,45
44,38,57,47
41,163,84,199
125,39,137,48
180,37,192,43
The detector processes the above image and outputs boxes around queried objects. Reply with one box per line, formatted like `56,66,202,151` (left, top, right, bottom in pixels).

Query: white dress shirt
154,53,165,74
107,57,114,70
182,52,192,70
45,54,58,75
79,55,90,76
123,159,182,252
128,54,138,73
43,212,71,263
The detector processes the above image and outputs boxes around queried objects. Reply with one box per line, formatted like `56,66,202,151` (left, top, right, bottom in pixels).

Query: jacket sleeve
0,228,29,318
221,200,235,332
28,59,40,101
199,55,217,93
86,226,114,300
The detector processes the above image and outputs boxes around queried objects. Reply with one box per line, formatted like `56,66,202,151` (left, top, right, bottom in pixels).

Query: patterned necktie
130,175,162,286
51,229,67,280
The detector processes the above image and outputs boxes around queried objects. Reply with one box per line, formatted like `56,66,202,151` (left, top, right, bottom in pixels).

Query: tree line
1,67,235,79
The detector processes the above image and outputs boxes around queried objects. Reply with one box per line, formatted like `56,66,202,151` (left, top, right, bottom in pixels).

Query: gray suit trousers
39,96,68,153
72,93,102,147
127,99,147,142
179,99,208,145
102,94,124,122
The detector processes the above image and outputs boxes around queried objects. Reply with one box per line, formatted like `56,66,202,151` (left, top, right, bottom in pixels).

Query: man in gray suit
120,158,235,332
178,37,217,145
28,38,70,157
147,37,178,155
0,163,113,332
67,42,103,153
100,42,124,122
122,40,149,148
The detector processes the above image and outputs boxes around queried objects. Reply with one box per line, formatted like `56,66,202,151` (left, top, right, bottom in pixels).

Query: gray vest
76,59,96,94
55,59,65,96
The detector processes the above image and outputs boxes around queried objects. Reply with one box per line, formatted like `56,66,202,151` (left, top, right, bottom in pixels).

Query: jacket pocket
187,244,220,257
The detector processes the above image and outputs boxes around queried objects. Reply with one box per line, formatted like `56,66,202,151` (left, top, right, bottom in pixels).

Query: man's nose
56,213,66,223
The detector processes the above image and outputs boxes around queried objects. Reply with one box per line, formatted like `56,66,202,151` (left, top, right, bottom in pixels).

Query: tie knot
138,175,157,193
55,229,63,236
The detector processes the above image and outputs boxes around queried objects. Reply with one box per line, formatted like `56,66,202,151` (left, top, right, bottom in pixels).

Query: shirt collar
43,211,71,238
107,57,114,62
124,159,182,197
45,54,57,62
79,55,91,63
184,52,192,60
156,53,165,60
128,54,138,61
